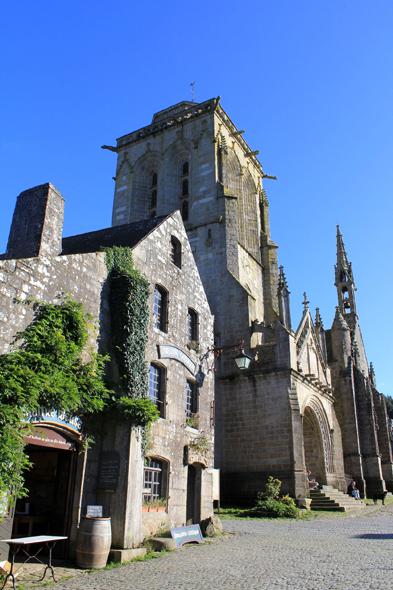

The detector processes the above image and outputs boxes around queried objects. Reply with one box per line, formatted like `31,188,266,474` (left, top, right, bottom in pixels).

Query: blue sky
1,1,392,395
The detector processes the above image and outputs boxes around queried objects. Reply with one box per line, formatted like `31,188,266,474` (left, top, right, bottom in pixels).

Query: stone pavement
10,503,393,590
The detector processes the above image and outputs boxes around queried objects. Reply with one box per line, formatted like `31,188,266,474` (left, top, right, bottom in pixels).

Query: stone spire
334,226,357,322
277,265,291,330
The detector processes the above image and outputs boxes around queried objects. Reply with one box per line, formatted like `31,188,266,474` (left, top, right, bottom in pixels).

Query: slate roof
61,215,170,256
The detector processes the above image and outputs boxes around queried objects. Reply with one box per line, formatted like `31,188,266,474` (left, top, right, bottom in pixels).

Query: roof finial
302,292,309,311
190,81,195,103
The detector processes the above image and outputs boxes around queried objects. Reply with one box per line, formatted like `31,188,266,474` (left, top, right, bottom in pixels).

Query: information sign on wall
97,451,120,491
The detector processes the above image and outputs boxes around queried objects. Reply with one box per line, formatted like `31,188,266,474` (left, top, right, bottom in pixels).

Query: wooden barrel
75,517,112,569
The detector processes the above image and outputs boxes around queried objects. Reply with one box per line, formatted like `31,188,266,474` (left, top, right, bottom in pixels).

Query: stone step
310,488,366,513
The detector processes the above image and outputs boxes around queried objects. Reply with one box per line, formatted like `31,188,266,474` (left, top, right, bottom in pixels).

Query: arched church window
150,173,158,211
182,179,189,197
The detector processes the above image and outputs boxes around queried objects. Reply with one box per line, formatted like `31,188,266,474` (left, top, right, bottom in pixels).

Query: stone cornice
112,97,221,151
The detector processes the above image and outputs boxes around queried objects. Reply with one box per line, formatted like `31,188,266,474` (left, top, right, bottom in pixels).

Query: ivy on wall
105,247,159,439
0,296,110,497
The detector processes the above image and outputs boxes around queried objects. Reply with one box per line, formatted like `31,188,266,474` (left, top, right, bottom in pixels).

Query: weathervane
190,81,195,102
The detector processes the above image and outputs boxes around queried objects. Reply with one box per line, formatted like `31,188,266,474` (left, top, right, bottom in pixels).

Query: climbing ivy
105,247,159,439
0,296,110,497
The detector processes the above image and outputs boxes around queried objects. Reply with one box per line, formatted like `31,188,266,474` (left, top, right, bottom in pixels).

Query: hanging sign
158,345,196,375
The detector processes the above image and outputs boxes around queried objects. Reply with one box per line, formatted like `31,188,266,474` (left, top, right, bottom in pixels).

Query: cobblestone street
24,505,392,590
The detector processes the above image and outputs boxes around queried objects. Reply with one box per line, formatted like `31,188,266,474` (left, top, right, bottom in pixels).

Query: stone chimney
5,183,64,259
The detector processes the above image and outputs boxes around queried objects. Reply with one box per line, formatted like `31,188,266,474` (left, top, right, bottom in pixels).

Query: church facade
107,97,393,502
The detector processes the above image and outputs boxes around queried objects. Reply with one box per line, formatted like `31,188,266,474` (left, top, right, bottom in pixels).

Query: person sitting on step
350,481,361,500
307,470,322,491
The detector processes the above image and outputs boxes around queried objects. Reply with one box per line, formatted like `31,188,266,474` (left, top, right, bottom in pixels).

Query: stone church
107,96,393,503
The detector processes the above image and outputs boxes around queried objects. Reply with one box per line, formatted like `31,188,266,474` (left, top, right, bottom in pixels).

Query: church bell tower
334,225,357,327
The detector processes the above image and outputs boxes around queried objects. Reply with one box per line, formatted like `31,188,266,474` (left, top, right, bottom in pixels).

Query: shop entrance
12,426,78,556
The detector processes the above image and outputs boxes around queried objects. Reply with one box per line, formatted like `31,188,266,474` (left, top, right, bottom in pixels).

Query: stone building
107,96,393,502
0,183,215,559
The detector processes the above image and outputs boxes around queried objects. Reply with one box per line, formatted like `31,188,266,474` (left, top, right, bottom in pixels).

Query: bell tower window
150,173,158,210
181,200,189,222
180,160,190,222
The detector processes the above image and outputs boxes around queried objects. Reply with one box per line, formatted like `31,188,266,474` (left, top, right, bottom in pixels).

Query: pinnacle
278,265,289,290
315,307,323,329
332,306,350,331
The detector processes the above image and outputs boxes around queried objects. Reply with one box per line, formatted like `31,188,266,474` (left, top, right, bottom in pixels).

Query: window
186,380,198,418
150,173,158,210
149,364,165,417
182,161,189,175
182,179,189,197
153,286,167,332
171,236,181,268
181,200,189,222
187,308,198,342
143,458,167,503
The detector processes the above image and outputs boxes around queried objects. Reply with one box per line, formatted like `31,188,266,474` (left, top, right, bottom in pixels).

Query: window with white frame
187,308,198,343
153,286,167,332
143,458,167,504
186,380,198,418
149,364,165,417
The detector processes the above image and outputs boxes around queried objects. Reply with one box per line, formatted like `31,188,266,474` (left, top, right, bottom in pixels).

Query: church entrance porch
302,400,338,489
303,406,327,487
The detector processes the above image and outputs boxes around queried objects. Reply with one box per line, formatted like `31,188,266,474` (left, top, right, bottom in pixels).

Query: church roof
61,214,170,256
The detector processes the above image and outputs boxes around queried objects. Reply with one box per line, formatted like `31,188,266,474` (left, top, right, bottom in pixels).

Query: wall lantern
233,349,253,370
209,341,253,371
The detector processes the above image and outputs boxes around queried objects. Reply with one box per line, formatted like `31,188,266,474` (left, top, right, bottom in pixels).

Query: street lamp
209,341,253,371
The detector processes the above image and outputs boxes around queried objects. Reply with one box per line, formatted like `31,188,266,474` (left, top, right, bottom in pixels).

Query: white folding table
0,535,67,590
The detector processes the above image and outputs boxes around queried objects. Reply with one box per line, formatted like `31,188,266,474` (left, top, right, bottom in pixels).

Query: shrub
255,476,299,518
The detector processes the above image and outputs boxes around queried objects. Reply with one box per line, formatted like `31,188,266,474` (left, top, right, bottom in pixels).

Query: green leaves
105,247,158,454
0,296,111,497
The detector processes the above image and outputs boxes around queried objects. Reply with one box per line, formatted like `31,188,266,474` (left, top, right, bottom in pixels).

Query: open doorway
186,463,202,524
12,426,78,556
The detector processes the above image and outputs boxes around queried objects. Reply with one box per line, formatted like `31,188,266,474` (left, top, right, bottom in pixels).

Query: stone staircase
310,485,367,513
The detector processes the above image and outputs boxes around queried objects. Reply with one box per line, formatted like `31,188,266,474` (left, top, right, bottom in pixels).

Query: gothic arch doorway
303,401,334,486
